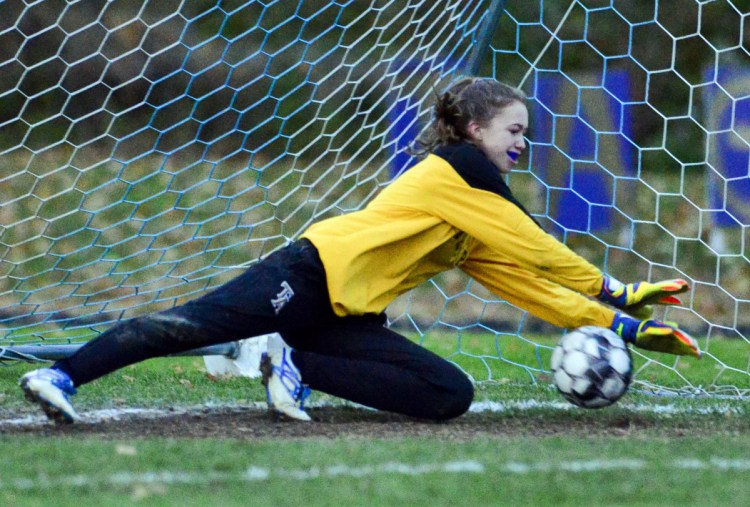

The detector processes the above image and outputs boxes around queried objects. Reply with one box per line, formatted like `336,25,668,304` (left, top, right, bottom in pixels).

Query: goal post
2,1,750,397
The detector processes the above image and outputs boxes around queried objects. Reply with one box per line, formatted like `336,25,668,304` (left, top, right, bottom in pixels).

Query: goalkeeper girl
20,77,700,424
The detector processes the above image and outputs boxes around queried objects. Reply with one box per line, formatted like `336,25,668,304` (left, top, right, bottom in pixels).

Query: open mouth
507,151,519,162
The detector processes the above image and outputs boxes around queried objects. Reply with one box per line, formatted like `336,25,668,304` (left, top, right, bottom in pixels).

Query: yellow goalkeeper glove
610,313,701,358
598,276,689,320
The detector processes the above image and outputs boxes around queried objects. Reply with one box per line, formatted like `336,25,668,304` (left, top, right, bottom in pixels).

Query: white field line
0,402,267,427
1,398,743,427
503,457,750,474
469,399,745,415
5,457,750,491
1,461,485,491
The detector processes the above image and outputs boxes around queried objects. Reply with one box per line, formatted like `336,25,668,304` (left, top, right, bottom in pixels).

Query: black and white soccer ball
551,326,633,409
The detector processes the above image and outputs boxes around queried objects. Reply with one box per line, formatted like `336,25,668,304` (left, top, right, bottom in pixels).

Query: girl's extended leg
286,315,474,421
54,239,334,386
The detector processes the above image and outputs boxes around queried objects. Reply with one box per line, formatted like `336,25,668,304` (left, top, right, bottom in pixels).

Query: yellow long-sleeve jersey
301,143,615,330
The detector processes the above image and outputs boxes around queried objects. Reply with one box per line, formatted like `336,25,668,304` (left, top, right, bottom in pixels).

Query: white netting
2,0,750,396
394,0,750,395
427,0,749,395
1,0,489,337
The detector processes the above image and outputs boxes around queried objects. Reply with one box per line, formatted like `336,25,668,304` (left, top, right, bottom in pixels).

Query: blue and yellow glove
598,276,689,320
611,313,701,358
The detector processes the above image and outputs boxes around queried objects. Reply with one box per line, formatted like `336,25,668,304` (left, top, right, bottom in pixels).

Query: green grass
3,338,750,506
4,435,750,506
1,358,267,412
421,331,750,394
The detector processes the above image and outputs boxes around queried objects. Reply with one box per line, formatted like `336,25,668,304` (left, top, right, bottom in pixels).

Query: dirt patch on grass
0,405,733,440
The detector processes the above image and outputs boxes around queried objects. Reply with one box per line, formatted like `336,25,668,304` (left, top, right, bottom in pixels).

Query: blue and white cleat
260,335,311,421
19,368,79,424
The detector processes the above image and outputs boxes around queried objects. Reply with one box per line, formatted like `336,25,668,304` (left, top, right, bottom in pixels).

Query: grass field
2,336,750,506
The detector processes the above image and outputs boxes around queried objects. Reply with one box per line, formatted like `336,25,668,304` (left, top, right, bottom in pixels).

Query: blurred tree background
3,0,746,164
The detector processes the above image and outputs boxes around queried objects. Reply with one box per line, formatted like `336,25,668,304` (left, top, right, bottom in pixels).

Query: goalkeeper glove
610,313,701,358
598,276,689,320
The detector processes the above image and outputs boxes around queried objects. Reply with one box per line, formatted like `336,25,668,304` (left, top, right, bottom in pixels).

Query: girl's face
468,100,528,173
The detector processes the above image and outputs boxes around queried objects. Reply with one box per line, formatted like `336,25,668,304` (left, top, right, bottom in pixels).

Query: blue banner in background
705,67,750,227
388,60,442,177
531,70,634,232
387,69,636,232
389,94,421,176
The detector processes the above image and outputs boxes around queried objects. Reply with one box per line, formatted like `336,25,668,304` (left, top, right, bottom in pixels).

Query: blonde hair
412,77,526,154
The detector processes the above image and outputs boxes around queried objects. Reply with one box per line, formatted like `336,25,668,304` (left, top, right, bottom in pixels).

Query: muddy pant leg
287,317,474,421
54,240,334,387
53,303,272,386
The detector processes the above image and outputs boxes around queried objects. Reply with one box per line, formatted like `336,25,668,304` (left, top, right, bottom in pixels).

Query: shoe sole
260,353,279,414
19,378,77,425
259,354,311,422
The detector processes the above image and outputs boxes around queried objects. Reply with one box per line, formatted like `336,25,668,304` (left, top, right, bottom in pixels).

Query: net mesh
2,0,750,396
1,0,488,337
429,0,750,395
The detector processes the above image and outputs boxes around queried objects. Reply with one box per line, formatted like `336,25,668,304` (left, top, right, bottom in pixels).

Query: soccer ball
550,326,633,408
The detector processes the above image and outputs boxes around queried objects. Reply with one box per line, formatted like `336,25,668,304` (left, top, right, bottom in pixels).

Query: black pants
55,240,473,420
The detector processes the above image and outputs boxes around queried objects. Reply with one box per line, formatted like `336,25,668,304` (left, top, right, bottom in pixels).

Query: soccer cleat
19,368,79,424
260,335,311,422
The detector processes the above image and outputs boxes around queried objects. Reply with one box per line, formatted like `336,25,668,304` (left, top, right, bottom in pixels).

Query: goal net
474,0,750,395
2,0,749,396
1,0,490,338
